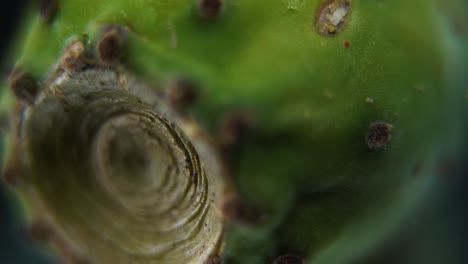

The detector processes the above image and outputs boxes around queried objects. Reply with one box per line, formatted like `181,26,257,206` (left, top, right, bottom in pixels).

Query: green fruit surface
2,0,468,263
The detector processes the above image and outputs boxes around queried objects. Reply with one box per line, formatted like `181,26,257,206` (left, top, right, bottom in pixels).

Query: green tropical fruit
1,0,467,263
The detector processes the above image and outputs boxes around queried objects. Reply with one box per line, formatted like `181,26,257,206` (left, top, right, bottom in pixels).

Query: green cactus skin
1,0,467,263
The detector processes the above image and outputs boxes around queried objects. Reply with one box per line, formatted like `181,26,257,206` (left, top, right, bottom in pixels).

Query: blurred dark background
0,1,25,55
0,1,55,263
0,0,27,74
0,1,467,264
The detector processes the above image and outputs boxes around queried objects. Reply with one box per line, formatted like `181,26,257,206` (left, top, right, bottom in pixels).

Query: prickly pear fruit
1,0,467,263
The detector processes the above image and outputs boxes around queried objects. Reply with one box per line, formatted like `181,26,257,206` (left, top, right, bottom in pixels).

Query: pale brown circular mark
61,39,87,73
316,0,352,36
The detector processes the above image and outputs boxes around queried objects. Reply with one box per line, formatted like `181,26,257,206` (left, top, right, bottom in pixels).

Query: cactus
1,0,467,263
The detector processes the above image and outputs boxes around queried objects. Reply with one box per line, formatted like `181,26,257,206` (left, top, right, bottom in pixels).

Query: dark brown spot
8,68,39,105
274,254,304,264
366,121,392,149
204,254,221,264
221,193,263,225
40,0,59,23
343,40,350,48
218,112,256,175
97,25,125,65
198,0,223,20
29,221,53,242
166,78,198,113
316,0,351,36
218,112,256,147
2,168,17,186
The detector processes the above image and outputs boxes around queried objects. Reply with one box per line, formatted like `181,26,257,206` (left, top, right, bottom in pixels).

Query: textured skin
1,0,467,263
